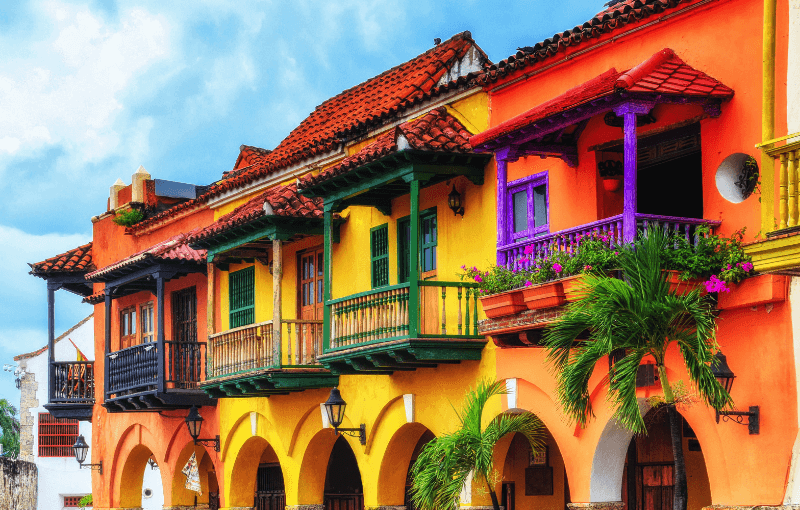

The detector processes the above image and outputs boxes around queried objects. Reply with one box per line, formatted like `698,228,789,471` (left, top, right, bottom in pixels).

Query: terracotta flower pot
560,274,590,302
522,280,566,310
602,177,622,192
717,274,788,310
663,270,705,295
480,289,527,319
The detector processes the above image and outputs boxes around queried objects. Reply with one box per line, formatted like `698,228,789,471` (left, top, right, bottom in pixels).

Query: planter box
663,270,705,295
522,280,566,309
480,289,527,319
717,274,788,310
561,274,589,302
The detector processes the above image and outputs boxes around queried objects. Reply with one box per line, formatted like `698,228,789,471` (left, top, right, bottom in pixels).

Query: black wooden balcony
44,361,95,421
104,341,214,412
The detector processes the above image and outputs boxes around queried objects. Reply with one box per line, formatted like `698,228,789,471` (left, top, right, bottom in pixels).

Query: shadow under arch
377,422,436,506
110,422,166,507
118,443,165,508
226,435,283,508
296,427,340,504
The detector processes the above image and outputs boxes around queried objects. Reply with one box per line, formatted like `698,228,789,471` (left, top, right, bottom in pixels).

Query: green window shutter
420,210,437,272
397,218,411,284
229,266,255,328
371,224,389,288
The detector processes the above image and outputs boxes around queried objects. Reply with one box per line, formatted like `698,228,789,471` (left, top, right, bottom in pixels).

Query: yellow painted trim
757,132,800,148
745,236,800,272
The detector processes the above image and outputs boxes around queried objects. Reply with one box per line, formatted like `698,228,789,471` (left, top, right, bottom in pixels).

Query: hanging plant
112,209,145,227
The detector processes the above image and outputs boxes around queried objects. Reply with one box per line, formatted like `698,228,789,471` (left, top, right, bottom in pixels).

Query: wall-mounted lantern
72,435,102,474
711,351,759,434
185,405,220,452
448,185,465,217
323,387,366,445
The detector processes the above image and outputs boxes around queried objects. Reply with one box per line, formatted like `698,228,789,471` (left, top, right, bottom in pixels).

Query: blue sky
0,0,605,403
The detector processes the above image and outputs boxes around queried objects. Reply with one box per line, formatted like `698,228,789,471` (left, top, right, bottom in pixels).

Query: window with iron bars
38,413,78,457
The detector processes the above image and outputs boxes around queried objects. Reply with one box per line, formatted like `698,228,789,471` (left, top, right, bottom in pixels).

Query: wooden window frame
119,306,137,348
140,301,155,343
507,171,549,242
370,224,390,289
38,413,78,457
229,266,256,329
397,207,437,283
172,286,198,343
296,246,324,318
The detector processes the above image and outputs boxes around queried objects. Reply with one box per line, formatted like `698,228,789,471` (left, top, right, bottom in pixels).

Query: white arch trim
589,399,651,502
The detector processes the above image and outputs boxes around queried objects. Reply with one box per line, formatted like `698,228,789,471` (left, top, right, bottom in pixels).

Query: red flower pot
480,289,527,318
602,177,622,192
663,270,705,295
522,280,566,310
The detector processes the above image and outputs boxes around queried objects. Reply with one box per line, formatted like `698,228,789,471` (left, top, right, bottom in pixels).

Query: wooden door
254,463,285,510
640,465,674,510
171,287,200,387
298,248,324,362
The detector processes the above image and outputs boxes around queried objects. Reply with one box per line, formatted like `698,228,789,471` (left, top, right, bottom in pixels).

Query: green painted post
472,288,479,334
408,178,421,338
323,206,333,352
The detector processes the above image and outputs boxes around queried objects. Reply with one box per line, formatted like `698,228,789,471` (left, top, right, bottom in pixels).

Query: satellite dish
716,153,759,203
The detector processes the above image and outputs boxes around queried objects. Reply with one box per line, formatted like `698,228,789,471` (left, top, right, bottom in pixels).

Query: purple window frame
507,171,549,242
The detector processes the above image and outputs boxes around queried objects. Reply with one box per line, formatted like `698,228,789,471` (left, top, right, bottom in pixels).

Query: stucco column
613,101,654,243
272,238,282,367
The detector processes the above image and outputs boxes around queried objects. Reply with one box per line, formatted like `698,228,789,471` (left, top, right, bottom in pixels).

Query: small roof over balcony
470,48,734,162
29,242,94,296
298,107,491,214
187,183,338,263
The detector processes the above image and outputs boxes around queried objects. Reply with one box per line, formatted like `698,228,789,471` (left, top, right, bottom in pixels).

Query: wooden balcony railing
207,319,324,380
51,361,94,403
327,280,482,350
499,213,721,270
106,341,207,396
769,140,800,230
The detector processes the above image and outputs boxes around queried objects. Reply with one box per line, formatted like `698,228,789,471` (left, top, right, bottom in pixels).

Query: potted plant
598,160,623,192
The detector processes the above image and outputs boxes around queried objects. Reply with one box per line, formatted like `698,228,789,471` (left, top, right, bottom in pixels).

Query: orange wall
488,0,790,241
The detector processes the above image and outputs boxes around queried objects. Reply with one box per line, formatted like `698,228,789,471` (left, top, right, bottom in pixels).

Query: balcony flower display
463,226,754,315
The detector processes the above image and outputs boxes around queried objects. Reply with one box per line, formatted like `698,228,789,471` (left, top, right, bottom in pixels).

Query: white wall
789,0,800,135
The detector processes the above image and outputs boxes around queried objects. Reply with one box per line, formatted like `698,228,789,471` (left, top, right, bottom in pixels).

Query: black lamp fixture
711,351,760,434
185,406,220,452
72,435,102,474
323,387,366,445
448,185,464,217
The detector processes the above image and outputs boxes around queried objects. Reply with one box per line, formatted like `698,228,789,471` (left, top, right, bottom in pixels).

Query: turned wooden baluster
457,286,463,335
790,151,799,227
464,288,471,336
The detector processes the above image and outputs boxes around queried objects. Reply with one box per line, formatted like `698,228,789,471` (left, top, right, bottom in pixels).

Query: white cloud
0,2,170,163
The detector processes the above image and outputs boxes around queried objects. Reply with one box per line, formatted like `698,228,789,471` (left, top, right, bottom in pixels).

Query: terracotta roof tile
30,242,94,275
86,232,206,280
299,107,474,189
471,49,733,148
187,183,325,245
127,32,486,234
83,290,106,305
478,0,699,85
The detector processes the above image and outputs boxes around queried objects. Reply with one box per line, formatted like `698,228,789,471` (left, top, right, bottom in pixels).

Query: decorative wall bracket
716,406,759,434
194,435,221,452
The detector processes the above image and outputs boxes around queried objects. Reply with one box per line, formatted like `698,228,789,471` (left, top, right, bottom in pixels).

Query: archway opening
228,435,285,509
622,408,711,510
324,435,364,510
500,428,569,510
170,442,219,509
405,429,436,510
119,445,165,510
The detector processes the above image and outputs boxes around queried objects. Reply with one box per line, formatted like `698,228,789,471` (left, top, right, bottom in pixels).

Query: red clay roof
299,107,475,189
187,183,325,245
86,232,206,280
30,242,94,275
127,32,486,234
83,290,105,305
478,0,700,85
471,48,734,148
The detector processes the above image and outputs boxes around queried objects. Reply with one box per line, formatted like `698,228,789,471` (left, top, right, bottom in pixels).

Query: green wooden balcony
317,280,487,374
199,319,338,398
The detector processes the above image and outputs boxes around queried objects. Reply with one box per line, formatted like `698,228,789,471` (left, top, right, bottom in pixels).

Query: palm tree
409,379,544,510
0,398,20,458
544,229,732,510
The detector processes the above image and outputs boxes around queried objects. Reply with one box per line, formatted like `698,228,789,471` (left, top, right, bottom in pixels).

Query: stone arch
296,427,339,504
377,422,435,505
118,443,166,508
170,441,218,507
226,435,283,508
110,423,166,508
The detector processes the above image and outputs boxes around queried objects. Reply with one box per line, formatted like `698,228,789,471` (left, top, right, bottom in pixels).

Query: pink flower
584,265,592,271
553,263,563,273
704,275,730,293
474,275,483,283
461,264,466,269
601,236,609,242
524,245,535,255
614,251,619,255
742,262,754,272
525,280,533,287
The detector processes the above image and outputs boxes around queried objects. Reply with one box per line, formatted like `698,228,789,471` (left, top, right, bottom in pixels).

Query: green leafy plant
409,380,544,510
112,209,145,227
78,494,93,508
0,399,20,458
544,228,733,510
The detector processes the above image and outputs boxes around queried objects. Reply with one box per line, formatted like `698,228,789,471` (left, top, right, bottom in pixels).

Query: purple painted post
496,157,508,265
614,101,655,243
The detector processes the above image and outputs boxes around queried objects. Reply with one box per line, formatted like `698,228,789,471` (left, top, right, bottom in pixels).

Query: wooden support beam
207,263,215,336
272,239,282,368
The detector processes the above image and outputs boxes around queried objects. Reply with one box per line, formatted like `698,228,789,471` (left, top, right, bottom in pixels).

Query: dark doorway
255,463,286,510
169,286,202,388
405,430,436,510
324,436,364,510
501,482,516,510
636,125,703,220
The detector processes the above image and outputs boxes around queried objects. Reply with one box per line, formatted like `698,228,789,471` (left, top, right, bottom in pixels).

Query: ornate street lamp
711,351,759,434
185,406,220,452
72,435,102,473
447,185,465,217
323,387,366,445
